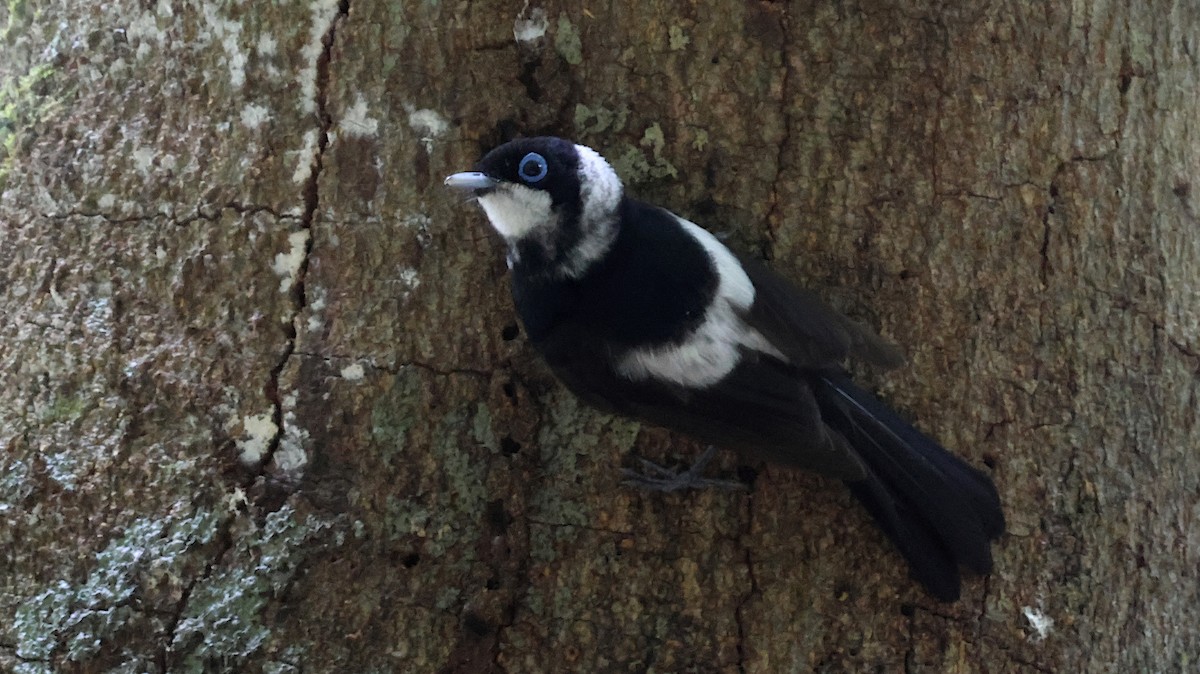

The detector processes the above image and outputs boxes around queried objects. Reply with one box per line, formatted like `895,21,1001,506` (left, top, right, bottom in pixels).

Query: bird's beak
444,172,499,192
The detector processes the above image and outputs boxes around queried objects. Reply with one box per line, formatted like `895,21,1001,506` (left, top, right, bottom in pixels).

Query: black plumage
446,136,1004,601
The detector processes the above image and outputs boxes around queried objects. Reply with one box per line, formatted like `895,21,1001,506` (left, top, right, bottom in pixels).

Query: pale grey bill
444,172,499,190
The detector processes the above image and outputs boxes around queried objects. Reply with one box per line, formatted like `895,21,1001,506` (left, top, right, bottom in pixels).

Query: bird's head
445,137,623,277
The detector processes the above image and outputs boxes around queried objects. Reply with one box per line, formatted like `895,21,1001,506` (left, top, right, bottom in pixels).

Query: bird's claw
621,445,746,492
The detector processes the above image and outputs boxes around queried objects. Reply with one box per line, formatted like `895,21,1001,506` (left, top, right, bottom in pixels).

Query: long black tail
814,372,1004,602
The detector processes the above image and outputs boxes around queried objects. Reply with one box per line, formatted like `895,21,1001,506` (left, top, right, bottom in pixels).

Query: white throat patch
477,184,554,240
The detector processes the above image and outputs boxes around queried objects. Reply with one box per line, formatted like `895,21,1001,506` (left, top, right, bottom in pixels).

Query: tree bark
2,1,1197,672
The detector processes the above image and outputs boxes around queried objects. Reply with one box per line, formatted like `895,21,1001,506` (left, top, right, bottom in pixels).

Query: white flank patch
340,95,379,138
616,214,783,388
273,230,311,293
513,5,548,42
478,184,554,240
240,103,271,129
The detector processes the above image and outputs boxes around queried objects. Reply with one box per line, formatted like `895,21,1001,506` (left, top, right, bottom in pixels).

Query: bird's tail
813,372,1005,602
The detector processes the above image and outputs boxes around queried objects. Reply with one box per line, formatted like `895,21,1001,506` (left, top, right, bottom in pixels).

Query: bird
444,136,1004,602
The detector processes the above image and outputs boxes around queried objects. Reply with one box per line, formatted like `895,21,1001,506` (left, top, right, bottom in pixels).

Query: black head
446,137,624,277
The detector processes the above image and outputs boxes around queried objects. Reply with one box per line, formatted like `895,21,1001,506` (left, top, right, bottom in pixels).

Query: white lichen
406,105,448,153
272,230,310,294
340,363,365,381
240,103,271,130
514,4,549,42
306,286,326,332
131,146,156,175
292,129,320,184
256,33,277,56
395,267,420,299
234,412,277,465
297,0,341,114
1022,605,1054,642
201,2,247,88
339,94,379,138
273,393,309,472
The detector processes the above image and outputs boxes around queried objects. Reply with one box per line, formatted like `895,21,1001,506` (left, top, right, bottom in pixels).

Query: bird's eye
518,152,548,183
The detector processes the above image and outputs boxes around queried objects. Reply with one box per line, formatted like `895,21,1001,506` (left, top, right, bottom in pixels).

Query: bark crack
157,2,349,668
158,517,238,673
733,487,759,673
761,4,793,260
259,0,350,476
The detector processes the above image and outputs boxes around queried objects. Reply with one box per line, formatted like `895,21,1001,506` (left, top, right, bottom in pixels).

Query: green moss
471,403,498,452
372,366,494,565
574,103,630,136
39,394,88,424
0,61,59,192
528,392,638,563
554,15,583,65
609,124,679,183
370,369,420,465
668,25,690,51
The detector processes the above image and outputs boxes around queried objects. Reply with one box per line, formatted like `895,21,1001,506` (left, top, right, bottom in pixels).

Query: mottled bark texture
0,0,1197,672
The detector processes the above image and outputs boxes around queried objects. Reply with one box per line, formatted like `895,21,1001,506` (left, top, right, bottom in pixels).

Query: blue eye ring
518,152,549,183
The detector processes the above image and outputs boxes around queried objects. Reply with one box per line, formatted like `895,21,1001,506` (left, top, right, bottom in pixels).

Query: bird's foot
621,445,746,492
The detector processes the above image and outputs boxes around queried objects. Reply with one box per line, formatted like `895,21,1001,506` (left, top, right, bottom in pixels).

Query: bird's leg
621,445,746,492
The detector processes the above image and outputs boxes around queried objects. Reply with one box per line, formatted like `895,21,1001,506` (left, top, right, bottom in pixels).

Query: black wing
738,256,905,370
536,323,868,480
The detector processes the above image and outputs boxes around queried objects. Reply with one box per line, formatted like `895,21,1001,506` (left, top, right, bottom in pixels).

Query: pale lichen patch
514,5,549,42
201,2,248,88
292,129,320,184
240,103,271,130
1023,605,1054,642
297,0,342,114
340,362,365,381
339,95,379,138
406,106,448,153
233,412,278,465
272,230,311,294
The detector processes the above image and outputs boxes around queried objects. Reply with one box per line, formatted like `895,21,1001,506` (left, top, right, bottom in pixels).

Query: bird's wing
737,256,906,370
543,331,868,480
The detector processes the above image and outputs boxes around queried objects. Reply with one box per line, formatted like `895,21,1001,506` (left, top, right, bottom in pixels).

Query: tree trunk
2,1,1197,672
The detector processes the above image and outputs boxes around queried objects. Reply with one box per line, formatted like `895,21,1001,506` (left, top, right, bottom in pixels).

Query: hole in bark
711,55,720,64
463,612,491,637
501,324,520,341
736,465,758,487
500,436,522,455
693,196,718,216
899,603,915,617
401,552,420,568
981,453,997,470
486,499,511,533
485,576,501,590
